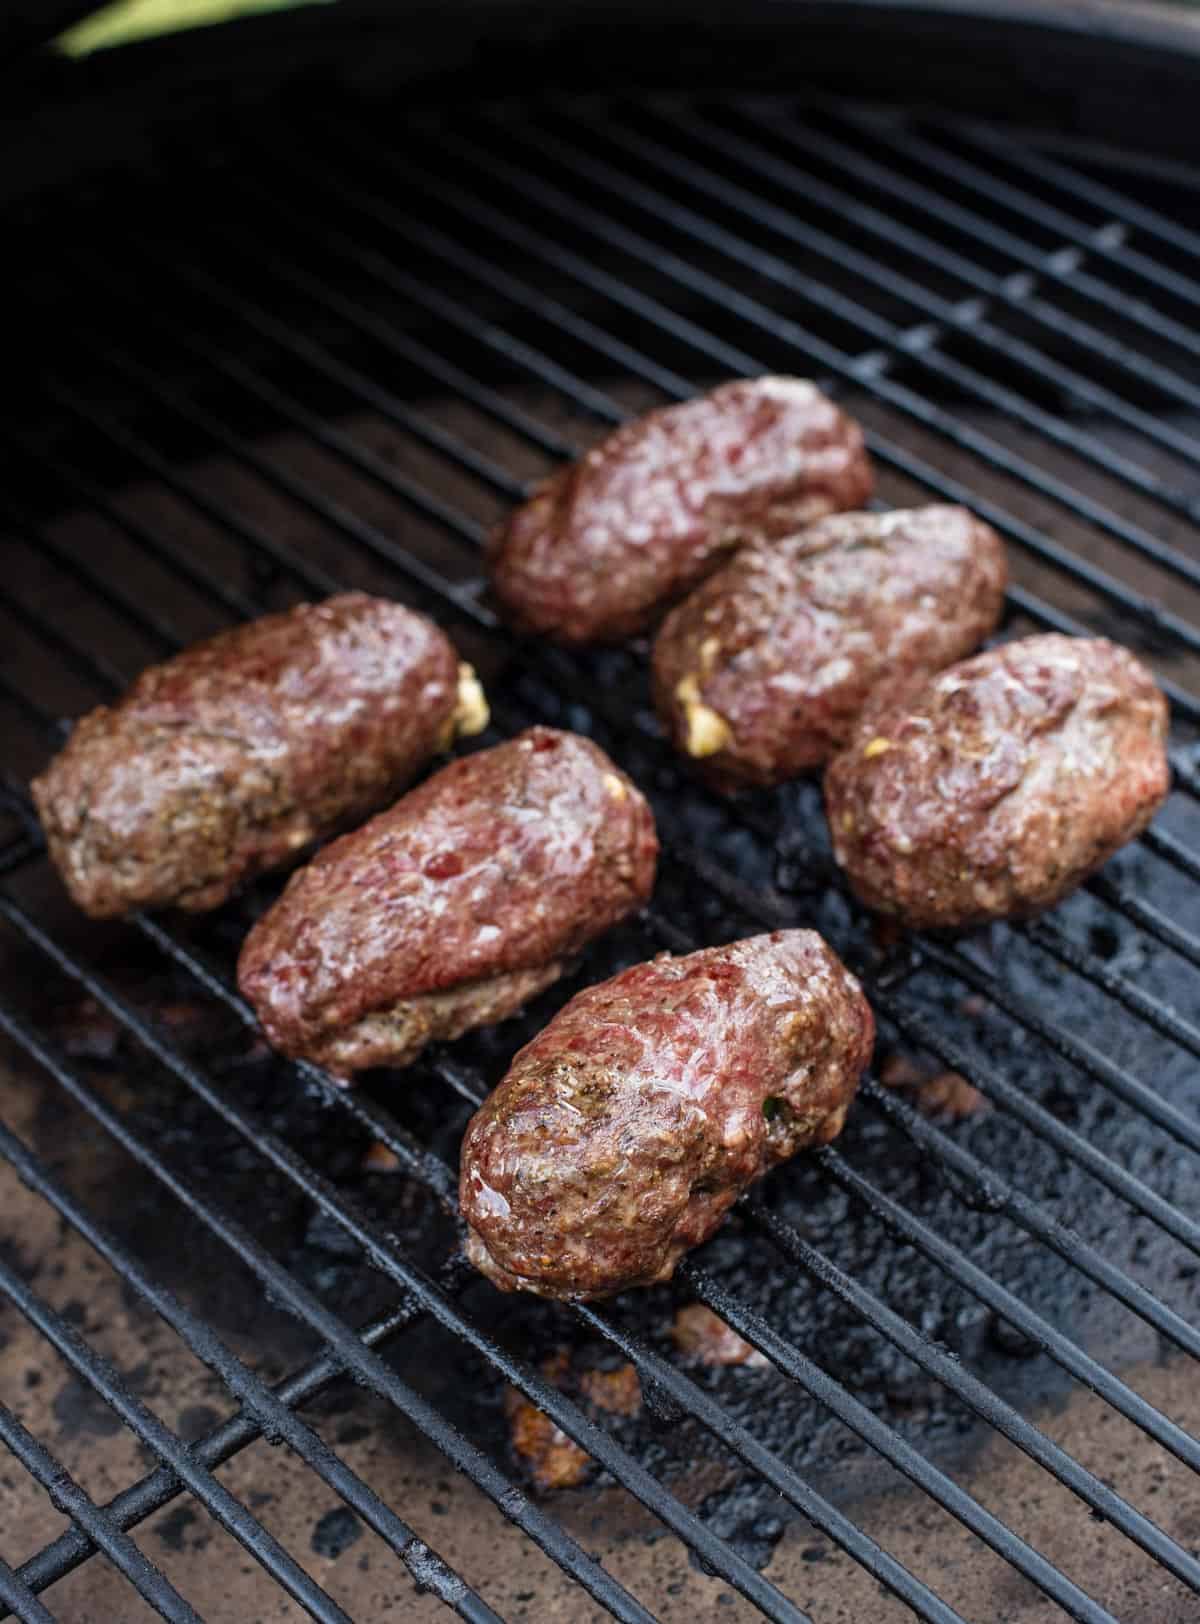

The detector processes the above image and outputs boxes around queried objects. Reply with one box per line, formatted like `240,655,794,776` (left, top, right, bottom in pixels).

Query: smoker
2,2,1200,1619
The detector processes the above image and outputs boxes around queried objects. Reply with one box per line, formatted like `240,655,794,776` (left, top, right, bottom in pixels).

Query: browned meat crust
824,634,1170,930
652,505,1007,788
238,728,658,1078
31,594,486,918
487,377,874,644
461,930,873,1300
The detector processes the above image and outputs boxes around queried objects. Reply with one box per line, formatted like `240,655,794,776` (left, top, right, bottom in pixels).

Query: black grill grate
2,86,1200,1622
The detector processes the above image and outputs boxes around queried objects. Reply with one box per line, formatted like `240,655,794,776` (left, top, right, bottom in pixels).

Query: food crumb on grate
671,1304,769,1368
505,1348,645,1489
504,1392,592,1491
880,1053,988,1120
361,1140,403,1173
579,1363,643,1416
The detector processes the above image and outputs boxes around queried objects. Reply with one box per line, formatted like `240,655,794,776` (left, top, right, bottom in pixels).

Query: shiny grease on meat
487,377,874,644
653,505,1006,788
461,931,873,1300
238,728,658,1079
32,593,488,918
825,634,1169,930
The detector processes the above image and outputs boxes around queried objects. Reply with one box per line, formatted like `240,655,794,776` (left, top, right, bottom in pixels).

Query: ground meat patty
238,728,658,1078
31,593,488,919
461,930,873,1299
487,377,873,644
652,506,1006,789
824,634,1170,930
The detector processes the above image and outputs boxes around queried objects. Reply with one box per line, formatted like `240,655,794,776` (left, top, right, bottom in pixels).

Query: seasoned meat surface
32,593,487,918
238,728,658,1078
487,377,874,643
653,506,1007,788
825,634,1169,929
461,931,873,1299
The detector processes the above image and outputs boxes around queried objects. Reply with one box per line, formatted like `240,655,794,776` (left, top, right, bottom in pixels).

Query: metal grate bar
0,1399,200,1624
558,1170,1148,1620
8,390,1200,1277
226,165,680,421
75,303,495,558
666,836,1200,1198
1141,825,1200,887
742,1200,1200,1590
574,1301,967,1624
75,300,497,560
860,1077,1200,1361
1,578,140,701
0,1553,54,1624
634,100,1200,485
287,123,1200,702
916,940,1200,1156
0,1120,502,1623
815,1142,1200,1473
0,986,659,1624
11,351,1200,1260
66,913,1136,1624
4,1276,467,1613
948,118,1200,273
9,537,1199,1259
7,98,1200,1624
7,753,1195,1624
835,107,1200,332
13,725,1196,1624
0,902,805,1624
178,242,581,460
675,1262,1122,1624
164,258,524,501
1028,920,1200,1064
777,106,1200,390
0,665,59,738
160,149,1200,724
1085,871,1200,971
879,994,1200,1257
0,425,262,623
55,331,496,625
0,504,190,649
413,122,1200,654
495,106,1200,586
41,377,344,600
2,750,1143,1624
71,255,1200,822
0,1254,354,1624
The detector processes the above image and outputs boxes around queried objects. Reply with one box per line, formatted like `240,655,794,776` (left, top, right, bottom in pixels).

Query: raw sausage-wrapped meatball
461,930,873,1300
824,634,1169,930
487,377,873,644
653,506,1006,789
31,593,488,918
238,728,658,1079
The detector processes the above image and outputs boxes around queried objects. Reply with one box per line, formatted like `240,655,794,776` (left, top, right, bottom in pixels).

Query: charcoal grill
4,3,1200,1619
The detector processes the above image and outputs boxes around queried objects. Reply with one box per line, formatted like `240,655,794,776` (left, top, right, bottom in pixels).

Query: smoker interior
3,26,1200,1624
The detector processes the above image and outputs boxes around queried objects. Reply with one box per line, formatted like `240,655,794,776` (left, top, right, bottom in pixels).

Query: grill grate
2,85,1200,1622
